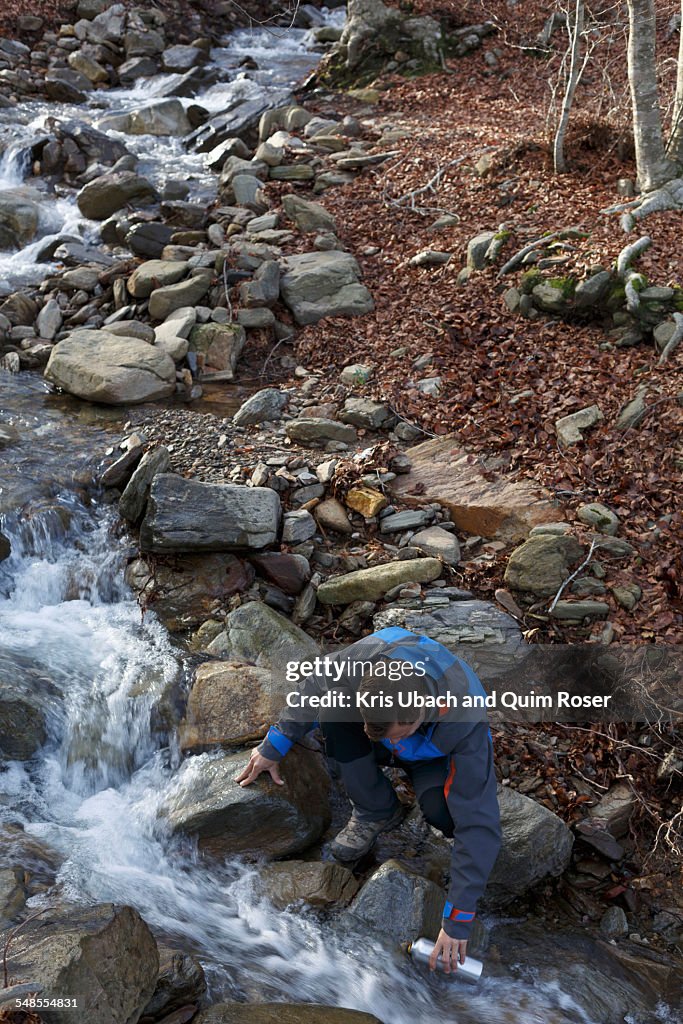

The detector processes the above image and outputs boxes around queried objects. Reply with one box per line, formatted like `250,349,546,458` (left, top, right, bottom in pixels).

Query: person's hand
235,748,284,787
428,929,468,974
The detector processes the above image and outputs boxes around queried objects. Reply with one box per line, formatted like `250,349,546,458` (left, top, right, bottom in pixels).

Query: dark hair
358,659,429,740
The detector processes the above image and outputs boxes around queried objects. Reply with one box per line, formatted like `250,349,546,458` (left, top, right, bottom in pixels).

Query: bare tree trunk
554,0,585,173
626,0,675,190
666,0,683,165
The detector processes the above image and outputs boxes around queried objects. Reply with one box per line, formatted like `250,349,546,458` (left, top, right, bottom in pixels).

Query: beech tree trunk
554,0,585,173
667,0,683,165
626,0,675,190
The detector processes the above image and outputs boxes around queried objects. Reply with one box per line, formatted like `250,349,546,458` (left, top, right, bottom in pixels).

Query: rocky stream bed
0,2,681,1023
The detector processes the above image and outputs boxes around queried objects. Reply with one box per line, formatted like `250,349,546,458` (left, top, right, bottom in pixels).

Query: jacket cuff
258,727,293,761
442,916,473,940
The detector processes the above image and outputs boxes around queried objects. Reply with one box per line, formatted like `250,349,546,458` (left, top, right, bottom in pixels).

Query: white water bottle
407,937,483,984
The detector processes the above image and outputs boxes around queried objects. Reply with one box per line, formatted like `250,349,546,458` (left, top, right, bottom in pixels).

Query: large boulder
233,387,288,426
189,322,246,377
346,858,443,944
207,600,318,666
44,330,176,405
326,0,442,82
179,661,281,752
317,557,442,604
140,475,281,552
76,171,158,219
125,553,252,630
256,860,359,909
484,786,574,907
0,192,41,249
128,99,192,136
389,436,559,542
159,746,330,858
7,903,159,1024
194,1007,381,1024
279,251,374,325
373,600,525,680
141,945,206,1020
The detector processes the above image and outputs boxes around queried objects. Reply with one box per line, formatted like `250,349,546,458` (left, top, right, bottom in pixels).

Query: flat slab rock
389,436,559,542
317,557,443,604
140,475,281,552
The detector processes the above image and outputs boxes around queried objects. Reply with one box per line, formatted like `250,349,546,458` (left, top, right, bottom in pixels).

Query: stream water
0,12,678,1024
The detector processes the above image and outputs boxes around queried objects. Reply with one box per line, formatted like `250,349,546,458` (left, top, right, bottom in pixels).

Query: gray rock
219,156,269,186
189,322,246,378
504,534,584,597
68,49,108,83
411,526,461,565
410,249,451,267
104,321,156,343
239,260,280,307
128,260,188,298
339,397,392,429
7,904,159,1024
373,600,525,679
45,69,88,103
282,509,317,543
119,446,171,523
280,251,374,325
140,475,281,552
346,858,443,944
340,363,373,387
588,782,635,838
550,600,609,620
125,221,174,258
127,99,192,136
466,230,496,270
555,404,603,445
532,282,570,313
160,745,329,859
600,906,629,939
36,299,62,341
162,44,205,73
149,271,213,320
285,418,357,445
233,388,288,426
574,271,612,309
76,171,158,220
282,194,337,233
124,27,165,58
212,600,318,667
615,388,648,430
44,330,176,405
237,307,275,328
577,502,619,535
118,56,159,84
205,137,251,170
0,192,41,249
317,558,442,604
155,307,196,342
314,498,352,534
232,173,267,209
380,509,433,533
484,785,574,907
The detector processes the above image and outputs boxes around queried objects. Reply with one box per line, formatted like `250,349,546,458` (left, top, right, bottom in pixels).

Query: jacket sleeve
441,721,501,940
257,718,315,761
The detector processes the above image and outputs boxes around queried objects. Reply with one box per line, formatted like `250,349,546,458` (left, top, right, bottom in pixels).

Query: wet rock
128,259,188,298
76,170,158,219
250,552,311,594
45,69,89,103
119,445,170,522
160,745,330,859
347,858,443,944
504,534,584,597
318,557,442,605
484,785,573,907
389,437,559,542
190,322,246,377
45,330,176,405
188,95,291,153
281,194,337,233
141,946,206,1020
179,662,281,752
148,271,213,319
118,56,158,83
194,1008,381,1024
0,192,40,249
0,678,55,760
162,44,206,73
140,475,281,552
100,442,144,488
210,600,318,665
555,404,603,446
125,553,252,630
7,903,159,1024
128,99,192,137
0,532,10,562
577,502,620,535
257,860,359,909
280,251,374,325
374,600,524,678
285,418,357,445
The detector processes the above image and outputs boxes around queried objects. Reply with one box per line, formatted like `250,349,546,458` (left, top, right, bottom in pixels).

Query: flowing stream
0,12,677,1024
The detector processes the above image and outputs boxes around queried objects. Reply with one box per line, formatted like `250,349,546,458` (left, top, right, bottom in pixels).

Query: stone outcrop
44,330,176,405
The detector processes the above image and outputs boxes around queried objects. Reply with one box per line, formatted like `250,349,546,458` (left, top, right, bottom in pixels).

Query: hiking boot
329,803,408,861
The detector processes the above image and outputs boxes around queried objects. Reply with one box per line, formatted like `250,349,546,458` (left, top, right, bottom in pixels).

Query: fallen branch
615,235,652,312
547,537,598,613
497,231,561,277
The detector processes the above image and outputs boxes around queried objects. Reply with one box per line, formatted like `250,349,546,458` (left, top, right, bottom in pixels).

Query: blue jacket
258,627,502,940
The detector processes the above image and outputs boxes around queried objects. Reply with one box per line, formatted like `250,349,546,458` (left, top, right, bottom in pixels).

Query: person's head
357,657,429,742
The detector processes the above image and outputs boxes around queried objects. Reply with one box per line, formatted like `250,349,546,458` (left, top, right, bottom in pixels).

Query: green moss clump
548,276,576,299
672,287,683,311
520,269,543,294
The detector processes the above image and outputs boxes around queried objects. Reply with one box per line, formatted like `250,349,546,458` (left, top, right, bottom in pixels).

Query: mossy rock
547,276,576,299
520,269,544,294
